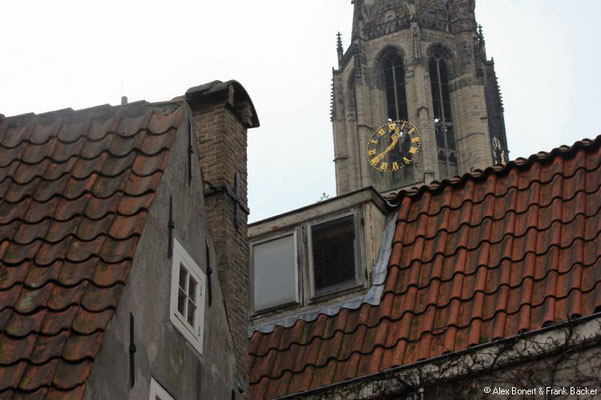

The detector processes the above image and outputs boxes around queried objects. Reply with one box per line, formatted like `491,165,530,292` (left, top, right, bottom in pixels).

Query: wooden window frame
169,239,206,355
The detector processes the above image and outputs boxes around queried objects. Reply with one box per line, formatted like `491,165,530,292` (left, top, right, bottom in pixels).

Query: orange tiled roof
248,136,601,399
0,102,183,398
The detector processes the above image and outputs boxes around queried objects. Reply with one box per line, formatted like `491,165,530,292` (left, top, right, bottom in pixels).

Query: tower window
430,54,458,178
382,52,408,121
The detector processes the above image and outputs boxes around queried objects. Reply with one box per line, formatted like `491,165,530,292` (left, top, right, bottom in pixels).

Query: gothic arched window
382,52,408,121
429,52,458,177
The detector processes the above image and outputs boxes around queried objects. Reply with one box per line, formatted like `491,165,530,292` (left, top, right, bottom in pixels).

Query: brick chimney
185,81,259,389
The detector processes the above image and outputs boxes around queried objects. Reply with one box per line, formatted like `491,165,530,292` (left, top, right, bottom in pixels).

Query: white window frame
170,238,206,355
149,377,175,400
250,229,300,314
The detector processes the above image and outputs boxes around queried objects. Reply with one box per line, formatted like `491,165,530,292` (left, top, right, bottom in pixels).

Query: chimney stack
185,81,259,387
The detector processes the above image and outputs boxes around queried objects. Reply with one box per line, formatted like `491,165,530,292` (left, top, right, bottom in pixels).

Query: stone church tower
332,0,509,195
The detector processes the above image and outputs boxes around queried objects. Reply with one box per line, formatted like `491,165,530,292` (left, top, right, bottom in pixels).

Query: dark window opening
382,52,408,121
312,216,356,293
430,55,457,178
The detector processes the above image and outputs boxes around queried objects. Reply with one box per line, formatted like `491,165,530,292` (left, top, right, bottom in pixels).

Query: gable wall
83,108,240,400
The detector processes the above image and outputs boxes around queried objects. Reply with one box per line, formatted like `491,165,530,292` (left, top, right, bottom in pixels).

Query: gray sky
1,1,600,222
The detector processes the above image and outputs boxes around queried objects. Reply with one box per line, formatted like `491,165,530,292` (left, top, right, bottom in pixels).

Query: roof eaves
277,312,601,399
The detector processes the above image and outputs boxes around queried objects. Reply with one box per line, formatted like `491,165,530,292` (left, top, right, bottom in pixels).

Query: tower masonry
331,0,509,195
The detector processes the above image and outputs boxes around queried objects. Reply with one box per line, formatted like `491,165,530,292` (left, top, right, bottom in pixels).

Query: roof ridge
0,100,184,129
387,135,601,204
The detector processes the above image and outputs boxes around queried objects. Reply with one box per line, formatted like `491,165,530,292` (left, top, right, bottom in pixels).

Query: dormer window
251,209,370,315
252,233,299,312
249,188,388,319
310,215,358,295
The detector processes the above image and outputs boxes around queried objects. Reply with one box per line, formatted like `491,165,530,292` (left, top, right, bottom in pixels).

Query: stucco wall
83,106,240,400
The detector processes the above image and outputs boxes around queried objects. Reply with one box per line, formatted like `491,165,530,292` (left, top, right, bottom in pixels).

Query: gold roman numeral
369,139,378,144
403,157,411,164
392,162,400,171
411,136,421,143
409,147,418,154
376,128,385,136
379,162,388,172
367,149,376,156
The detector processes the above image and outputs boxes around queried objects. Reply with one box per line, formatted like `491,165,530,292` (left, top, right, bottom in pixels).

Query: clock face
366,120,421,172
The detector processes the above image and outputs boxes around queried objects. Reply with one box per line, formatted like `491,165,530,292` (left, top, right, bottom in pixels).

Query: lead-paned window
252,234,298,312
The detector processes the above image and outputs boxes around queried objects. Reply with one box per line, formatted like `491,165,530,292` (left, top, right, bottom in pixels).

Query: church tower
331,0,509,195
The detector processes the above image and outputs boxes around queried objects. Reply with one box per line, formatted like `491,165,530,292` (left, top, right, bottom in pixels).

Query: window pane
436,131,445,148
383,53,408,121
177,288,186,315
188,277,197,301
253,235,297,311
312,216,356,293
179,264,187,290
447,127,456,149
384,65,393,86
187,300,196,326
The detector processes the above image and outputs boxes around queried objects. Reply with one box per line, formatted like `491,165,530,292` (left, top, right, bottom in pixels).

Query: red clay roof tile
0,102,184,398
248,136,601,399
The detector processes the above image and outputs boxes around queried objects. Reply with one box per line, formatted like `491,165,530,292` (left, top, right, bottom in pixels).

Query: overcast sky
1,1,600,222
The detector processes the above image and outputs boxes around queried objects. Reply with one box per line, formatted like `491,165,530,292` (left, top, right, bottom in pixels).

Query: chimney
185,81,259,387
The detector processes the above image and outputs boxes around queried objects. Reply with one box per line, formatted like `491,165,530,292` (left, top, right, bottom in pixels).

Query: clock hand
371,132,400,164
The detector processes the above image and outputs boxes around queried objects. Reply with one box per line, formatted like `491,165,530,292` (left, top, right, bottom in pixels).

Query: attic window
149,378,175,400
310,215,358,295
252,233,299,312
170,239,206,354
